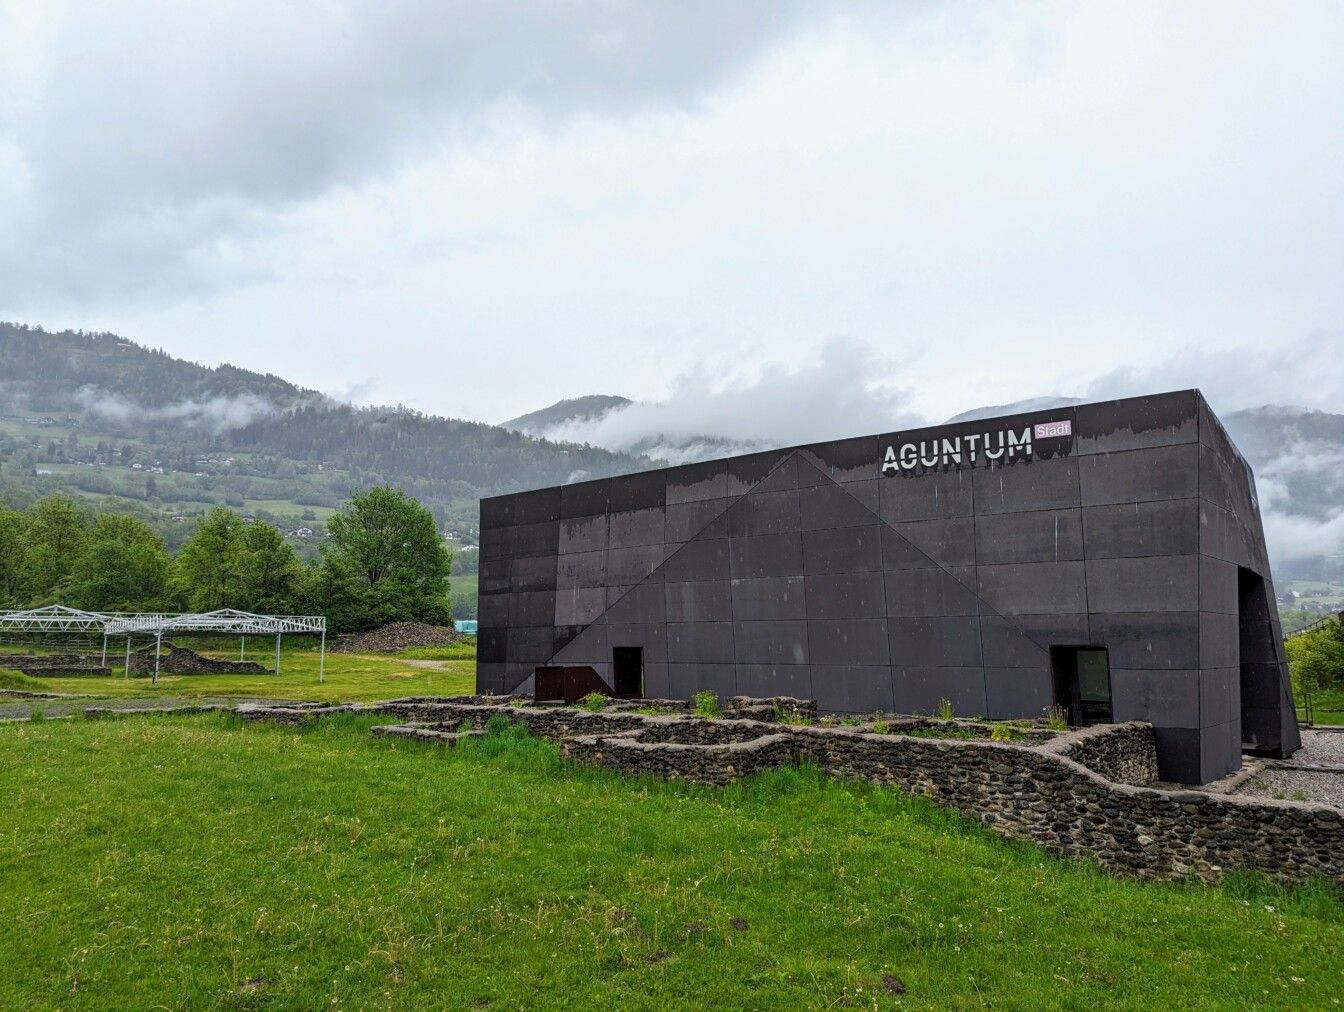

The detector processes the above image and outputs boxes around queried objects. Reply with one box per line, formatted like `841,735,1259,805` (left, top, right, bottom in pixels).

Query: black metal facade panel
477,389,1297,783
729,576,808,621
973,509,1084,566
1081,499,1200,559
984,667,1054,719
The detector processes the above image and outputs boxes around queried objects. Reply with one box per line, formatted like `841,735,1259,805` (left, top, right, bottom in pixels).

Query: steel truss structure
0,605,328,687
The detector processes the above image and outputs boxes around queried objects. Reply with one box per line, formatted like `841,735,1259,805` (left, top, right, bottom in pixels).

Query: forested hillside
0,324,659,619
0,322,310,410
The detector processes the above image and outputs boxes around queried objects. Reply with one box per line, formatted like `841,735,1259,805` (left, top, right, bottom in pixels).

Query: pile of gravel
333,622,461,653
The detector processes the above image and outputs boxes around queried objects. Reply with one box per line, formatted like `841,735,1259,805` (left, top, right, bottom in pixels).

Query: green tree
173,508,245,611
322,486,451,631
69,514,171,611
0,508,30,606
1286,618,1344,692
236,523,302,613
23,496,90,601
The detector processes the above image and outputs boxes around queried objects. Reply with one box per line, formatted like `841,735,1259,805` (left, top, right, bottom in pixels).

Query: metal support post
153,631,163,687
318,629,326,683
274,632,281,676
124,636,131,679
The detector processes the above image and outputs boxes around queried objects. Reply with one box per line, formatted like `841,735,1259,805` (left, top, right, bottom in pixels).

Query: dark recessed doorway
1051,646,1113,726
612,646,644,698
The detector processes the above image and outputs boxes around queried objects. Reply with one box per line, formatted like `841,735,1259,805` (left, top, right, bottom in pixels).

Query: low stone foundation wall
725,695,817,721
371,725,483,746
233,702,360,725
789,725,1341,883
564,730,798,787
227,694,1341,884
1042,723,1160,786
12,653,111,676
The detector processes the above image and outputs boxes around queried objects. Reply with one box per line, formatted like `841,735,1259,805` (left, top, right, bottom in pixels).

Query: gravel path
1230,729,1344,809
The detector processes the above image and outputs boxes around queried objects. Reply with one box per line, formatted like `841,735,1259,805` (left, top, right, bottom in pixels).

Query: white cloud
73,386,279,435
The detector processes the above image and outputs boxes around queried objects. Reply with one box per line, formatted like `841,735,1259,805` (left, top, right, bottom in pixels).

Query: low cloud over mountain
506,342,1344,580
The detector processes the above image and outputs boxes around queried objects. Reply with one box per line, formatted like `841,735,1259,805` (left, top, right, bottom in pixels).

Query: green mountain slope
0,324,658,614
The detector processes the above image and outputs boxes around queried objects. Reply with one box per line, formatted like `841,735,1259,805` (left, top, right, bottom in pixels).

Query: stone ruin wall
1039,722,1161,787
229,695,1342,885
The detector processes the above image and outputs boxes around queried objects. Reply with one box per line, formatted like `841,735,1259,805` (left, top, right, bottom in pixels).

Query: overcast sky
1,1,1341,427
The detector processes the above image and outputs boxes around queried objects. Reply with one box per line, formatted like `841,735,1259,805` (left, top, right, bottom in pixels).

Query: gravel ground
1233,769,1344,809
1291,727,1344,765
0,695,299,721
1230,729,1344,809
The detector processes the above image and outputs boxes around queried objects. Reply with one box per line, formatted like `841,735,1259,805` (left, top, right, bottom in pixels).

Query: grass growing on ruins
1,713,1341,1009
0,643,476,702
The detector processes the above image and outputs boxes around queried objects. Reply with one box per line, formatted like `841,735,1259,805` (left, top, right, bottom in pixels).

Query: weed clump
1043,704,1069,731
935,698,954,721
771,703,809,726
693,690,720,717
579,692,608,713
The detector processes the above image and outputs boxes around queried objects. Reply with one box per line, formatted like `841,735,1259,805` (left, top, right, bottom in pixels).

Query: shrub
1043,704,1069,731
935,698,954,721
870,718,890,735
989,723,1014,742
579,692,607,713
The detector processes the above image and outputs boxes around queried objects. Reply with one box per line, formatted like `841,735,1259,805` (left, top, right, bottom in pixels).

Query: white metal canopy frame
0,605,328,687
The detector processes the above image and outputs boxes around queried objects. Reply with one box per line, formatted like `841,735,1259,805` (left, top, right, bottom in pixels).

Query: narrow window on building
1050,647,1112,725
612,647,644,698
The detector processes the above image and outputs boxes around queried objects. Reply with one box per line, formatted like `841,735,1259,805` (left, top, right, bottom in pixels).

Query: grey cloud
0,2,833,301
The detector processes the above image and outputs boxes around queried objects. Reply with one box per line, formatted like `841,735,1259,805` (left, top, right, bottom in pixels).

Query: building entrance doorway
1051,647,1112,726
1238,567,1282,754
612,647,644,698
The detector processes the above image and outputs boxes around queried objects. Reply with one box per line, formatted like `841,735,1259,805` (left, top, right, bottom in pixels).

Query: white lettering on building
882,421,1071,474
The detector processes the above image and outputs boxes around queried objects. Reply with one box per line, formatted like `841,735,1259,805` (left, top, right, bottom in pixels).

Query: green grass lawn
1298,688,1344,727
0,643,476,702
0,714,1340,1009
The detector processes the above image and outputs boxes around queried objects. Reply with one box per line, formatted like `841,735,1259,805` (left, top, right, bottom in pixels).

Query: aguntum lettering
882,426,1033,474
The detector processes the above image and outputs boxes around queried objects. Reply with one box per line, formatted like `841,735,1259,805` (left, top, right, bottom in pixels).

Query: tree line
0,486,452,632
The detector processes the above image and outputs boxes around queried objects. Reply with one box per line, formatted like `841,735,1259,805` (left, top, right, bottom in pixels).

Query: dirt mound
333,622,461,653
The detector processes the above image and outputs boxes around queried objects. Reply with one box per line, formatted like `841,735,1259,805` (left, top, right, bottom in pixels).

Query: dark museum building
476,390,1300,784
